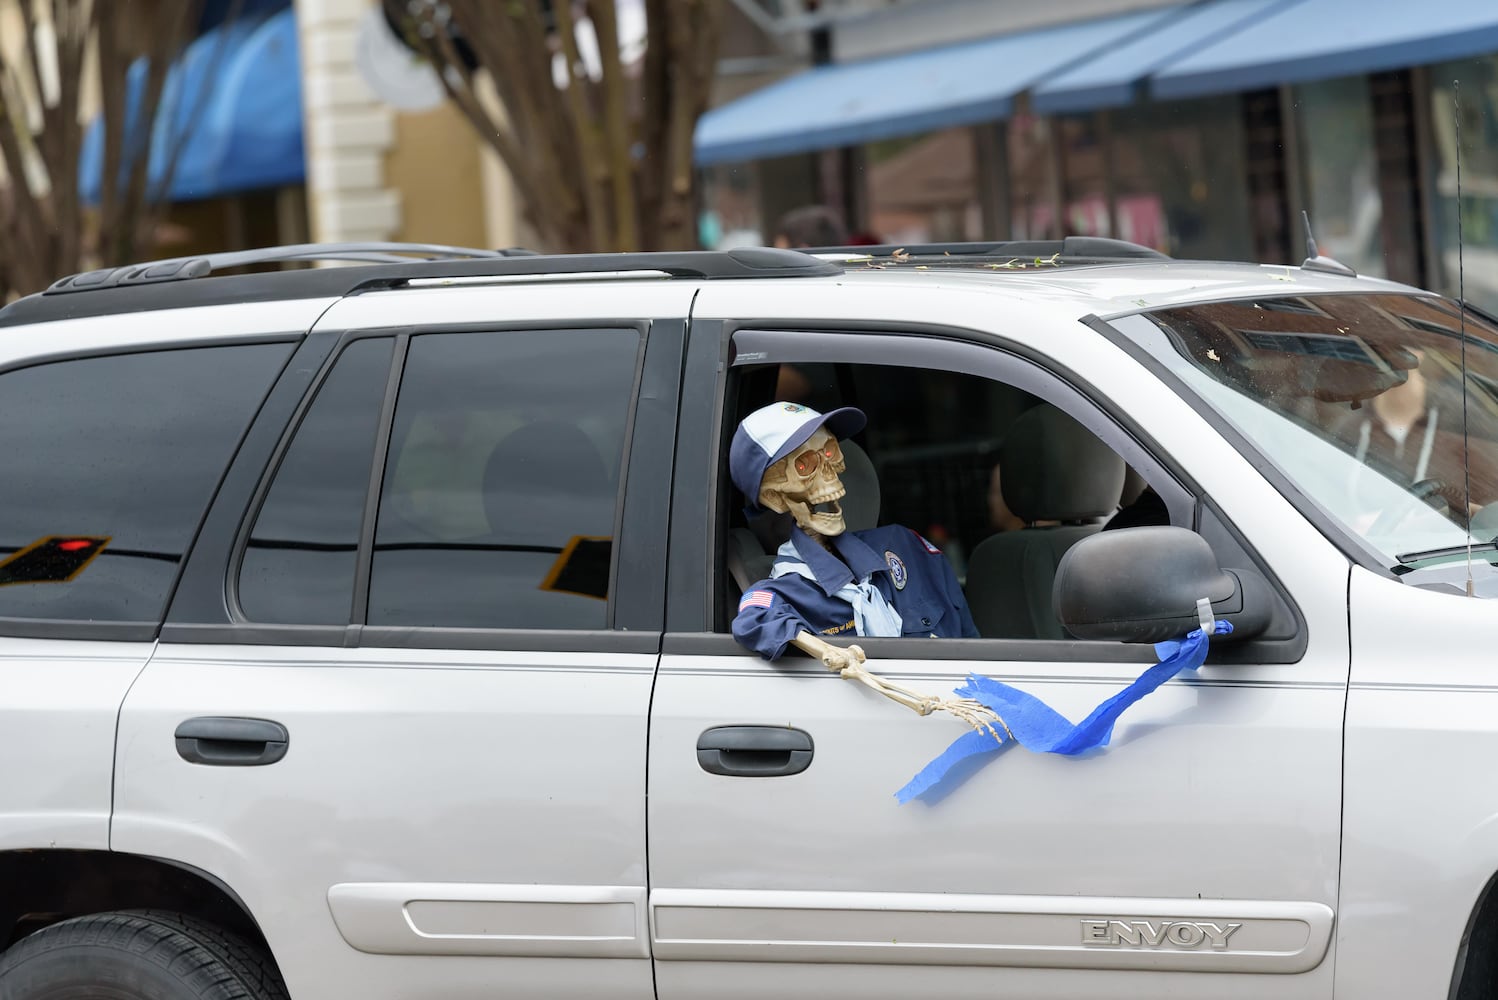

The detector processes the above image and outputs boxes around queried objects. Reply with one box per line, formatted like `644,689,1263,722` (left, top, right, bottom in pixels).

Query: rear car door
113,283,690,999
648,285,1348,1000
0,310,301,882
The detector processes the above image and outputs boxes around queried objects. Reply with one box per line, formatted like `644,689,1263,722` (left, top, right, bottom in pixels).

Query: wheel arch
0,849,271,959
1451,869,1498,999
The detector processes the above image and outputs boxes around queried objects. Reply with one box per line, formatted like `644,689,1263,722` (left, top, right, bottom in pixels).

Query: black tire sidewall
0,911,278,1000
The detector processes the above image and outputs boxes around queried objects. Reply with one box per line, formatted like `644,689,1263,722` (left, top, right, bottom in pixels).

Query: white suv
0,239,1492,1000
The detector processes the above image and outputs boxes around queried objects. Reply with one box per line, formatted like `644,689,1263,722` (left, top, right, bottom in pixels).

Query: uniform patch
915,530,941,554
739,590,775,611
782,402,807,413
884,551,908,590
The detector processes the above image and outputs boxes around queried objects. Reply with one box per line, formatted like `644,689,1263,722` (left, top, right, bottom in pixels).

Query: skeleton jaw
791,483,847,536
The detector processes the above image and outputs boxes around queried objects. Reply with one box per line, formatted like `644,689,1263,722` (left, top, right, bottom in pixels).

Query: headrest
483,421,610,534
839,438,880,533
999,404,1126,523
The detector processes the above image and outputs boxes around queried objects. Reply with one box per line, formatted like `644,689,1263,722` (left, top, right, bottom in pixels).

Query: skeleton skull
758,428,849,536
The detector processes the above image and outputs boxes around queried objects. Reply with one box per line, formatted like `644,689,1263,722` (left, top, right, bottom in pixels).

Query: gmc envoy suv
0,239,1493,999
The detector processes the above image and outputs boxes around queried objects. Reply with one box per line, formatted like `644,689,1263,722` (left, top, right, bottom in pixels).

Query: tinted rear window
239,338,393,624
367,328,640,629
0,343,292,623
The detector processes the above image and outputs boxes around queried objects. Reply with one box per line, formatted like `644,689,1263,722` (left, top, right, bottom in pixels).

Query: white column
294,0,400,243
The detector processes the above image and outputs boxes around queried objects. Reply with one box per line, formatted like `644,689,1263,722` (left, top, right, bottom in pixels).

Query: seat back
965,404,1125,639
482,421,611,539
727,438,879,592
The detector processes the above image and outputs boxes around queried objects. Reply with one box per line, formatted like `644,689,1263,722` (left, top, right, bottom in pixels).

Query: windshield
1114,293,1498,592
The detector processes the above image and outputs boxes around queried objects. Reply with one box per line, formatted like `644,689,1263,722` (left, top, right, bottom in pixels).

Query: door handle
697,726,813,777
175,717,289,766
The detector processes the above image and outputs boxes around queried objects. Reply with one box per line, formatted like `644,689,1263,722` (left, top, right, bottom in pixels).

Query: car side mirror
1053,526,1271,643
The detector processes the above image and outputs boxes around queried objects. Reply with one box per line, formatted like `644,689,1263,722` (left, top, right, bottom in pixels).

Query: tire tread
0,909,288,1000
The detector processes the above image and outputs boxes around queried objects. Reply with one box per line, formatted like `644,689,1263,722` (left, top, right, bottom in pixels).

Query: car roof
818,257,1418,319
0,240,1420,333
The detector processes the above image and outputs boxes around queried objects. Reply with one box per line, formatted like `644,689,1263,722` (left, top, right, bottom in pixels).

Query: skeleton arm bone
791,631,1009,743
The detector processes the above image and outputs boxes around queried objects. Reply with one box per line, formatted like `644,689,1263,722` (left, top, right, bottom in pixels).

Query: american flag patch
739,590,774,611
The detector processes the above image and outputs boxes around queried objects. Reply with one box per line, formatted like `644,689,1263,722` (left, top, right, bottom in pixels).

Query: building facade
696,0,1498,313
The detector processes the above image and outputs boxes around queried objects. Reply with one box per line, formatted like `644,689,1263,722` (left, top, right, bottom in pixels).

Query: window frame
0,335,301,642
170,319,678,654
666,317,1307,666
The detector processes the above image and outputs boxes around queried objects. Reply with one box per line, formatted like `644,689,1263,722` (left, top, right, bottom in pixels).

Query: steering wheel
1368,477,1456,537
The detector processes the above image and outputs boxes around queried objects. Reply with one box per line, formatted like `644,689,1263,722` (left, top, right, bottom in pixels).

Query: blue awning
1032,0,1306,114
79,5,303,204
694,7,1183,166
1151,0,1498,100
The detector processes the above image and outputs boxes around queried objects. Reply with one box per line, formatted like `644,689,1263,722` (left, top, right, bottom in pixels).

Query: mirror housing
1053,526,1271,643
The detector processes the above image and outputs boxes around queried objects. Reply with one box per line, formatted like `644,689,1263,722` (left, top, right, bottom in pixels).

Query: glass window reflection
368,329,640,630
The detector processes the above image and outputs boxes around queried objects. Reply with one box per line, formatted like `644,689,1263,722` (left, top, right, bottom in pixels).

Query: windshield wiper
1394,540,1498,570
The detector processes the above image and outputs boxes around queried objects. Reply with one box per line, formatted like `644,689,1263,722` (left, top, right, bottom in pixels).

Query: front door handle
175,717,289,766
697,726,813,777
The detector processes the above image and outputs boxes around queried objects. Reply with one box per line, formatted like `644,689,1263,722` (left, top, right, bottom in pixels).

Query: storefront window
1294,76,1385,277
865,128,980,244
1428,55,1498,315
1056,115,1110,239
1109,95,1253,260
1007,113,1056,240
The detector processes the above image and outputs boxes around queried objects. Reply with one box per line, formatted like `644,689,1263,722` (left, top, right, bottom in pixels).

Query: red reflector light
57,539,92,551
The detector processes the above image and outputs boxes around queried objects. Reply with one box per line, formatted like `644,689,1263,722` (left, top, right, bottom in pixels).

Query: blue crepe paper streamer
896,621,1234,804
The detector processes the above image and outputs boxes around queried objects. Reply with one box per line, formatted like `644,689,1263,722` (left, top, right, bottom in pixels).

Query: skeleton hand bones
792,631,1010,744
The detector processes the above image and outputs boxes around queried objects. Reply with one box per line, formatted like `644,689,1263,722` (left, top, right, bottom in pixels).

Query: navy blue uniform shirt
732,524,978,660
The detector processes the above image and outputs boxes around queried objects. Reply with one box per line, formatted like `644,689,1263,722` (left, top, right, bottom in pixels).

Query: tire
0,909,288,1000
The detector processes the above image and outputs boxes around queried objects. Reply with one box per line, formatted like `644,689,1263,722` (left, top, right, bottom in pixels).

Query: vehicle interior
719,361,1169,639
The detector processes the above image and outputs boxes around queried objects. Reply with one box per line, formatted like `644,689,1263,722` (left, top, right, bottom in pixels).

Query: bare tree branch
587,0,638,251
395,0,724,252
0,0,213,298
550,0,609,249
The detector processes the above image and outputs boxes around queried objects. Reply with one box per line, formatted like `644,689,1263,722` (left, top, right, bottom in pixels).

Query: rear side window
239,338,394,624
368,328,640,630
0,343,292,624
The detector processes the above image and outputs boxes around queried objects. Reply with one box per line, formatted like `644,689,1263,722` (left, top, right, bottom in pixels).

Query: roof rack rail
45,242,524,294
341,247,843,293
43,244,842,297
804,237,1169,260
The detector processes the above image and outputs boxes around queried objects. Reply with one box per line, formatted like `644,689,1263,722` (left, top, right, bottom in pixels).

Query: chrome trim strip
328,882,649,958
649,889,1333,973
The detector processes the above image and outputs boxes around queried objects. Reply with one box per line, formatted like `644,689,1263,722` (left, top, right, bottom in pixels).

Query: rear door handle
697,726,813,777
175,717,289,766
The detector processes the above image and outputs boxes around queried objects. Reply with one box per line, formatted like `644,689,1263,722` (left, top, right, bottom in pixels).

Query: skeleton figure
729,402,1007,741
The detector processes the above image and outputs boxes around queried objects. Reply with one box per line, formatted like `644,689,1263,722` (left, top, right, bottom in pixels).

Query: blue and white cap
730,402,866,511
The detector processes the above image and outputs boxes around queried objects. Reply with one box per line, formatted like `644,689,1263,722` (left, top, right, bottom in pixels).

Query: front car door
648,280,1349,1000
113,282,692,999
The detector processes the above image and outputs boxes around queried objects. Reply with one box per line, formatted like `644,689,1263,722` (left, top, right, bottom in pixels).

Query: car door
648,293,1348,1000
113,283,691,999
0,323,298,866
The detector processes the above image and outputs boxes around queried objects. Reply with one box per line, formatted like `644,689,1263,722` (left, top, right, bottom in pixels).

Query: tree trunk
0,0,208,299
387,0,725,253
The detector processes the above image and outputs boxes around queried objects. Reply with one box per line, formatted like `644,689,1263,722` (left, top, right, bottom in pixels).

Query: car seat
964,404,1126,639
726,438,879,593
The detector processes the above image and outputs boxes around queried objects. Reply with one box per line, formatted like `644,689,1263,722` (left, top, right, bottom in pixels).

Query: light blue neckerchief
770,540,903,637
